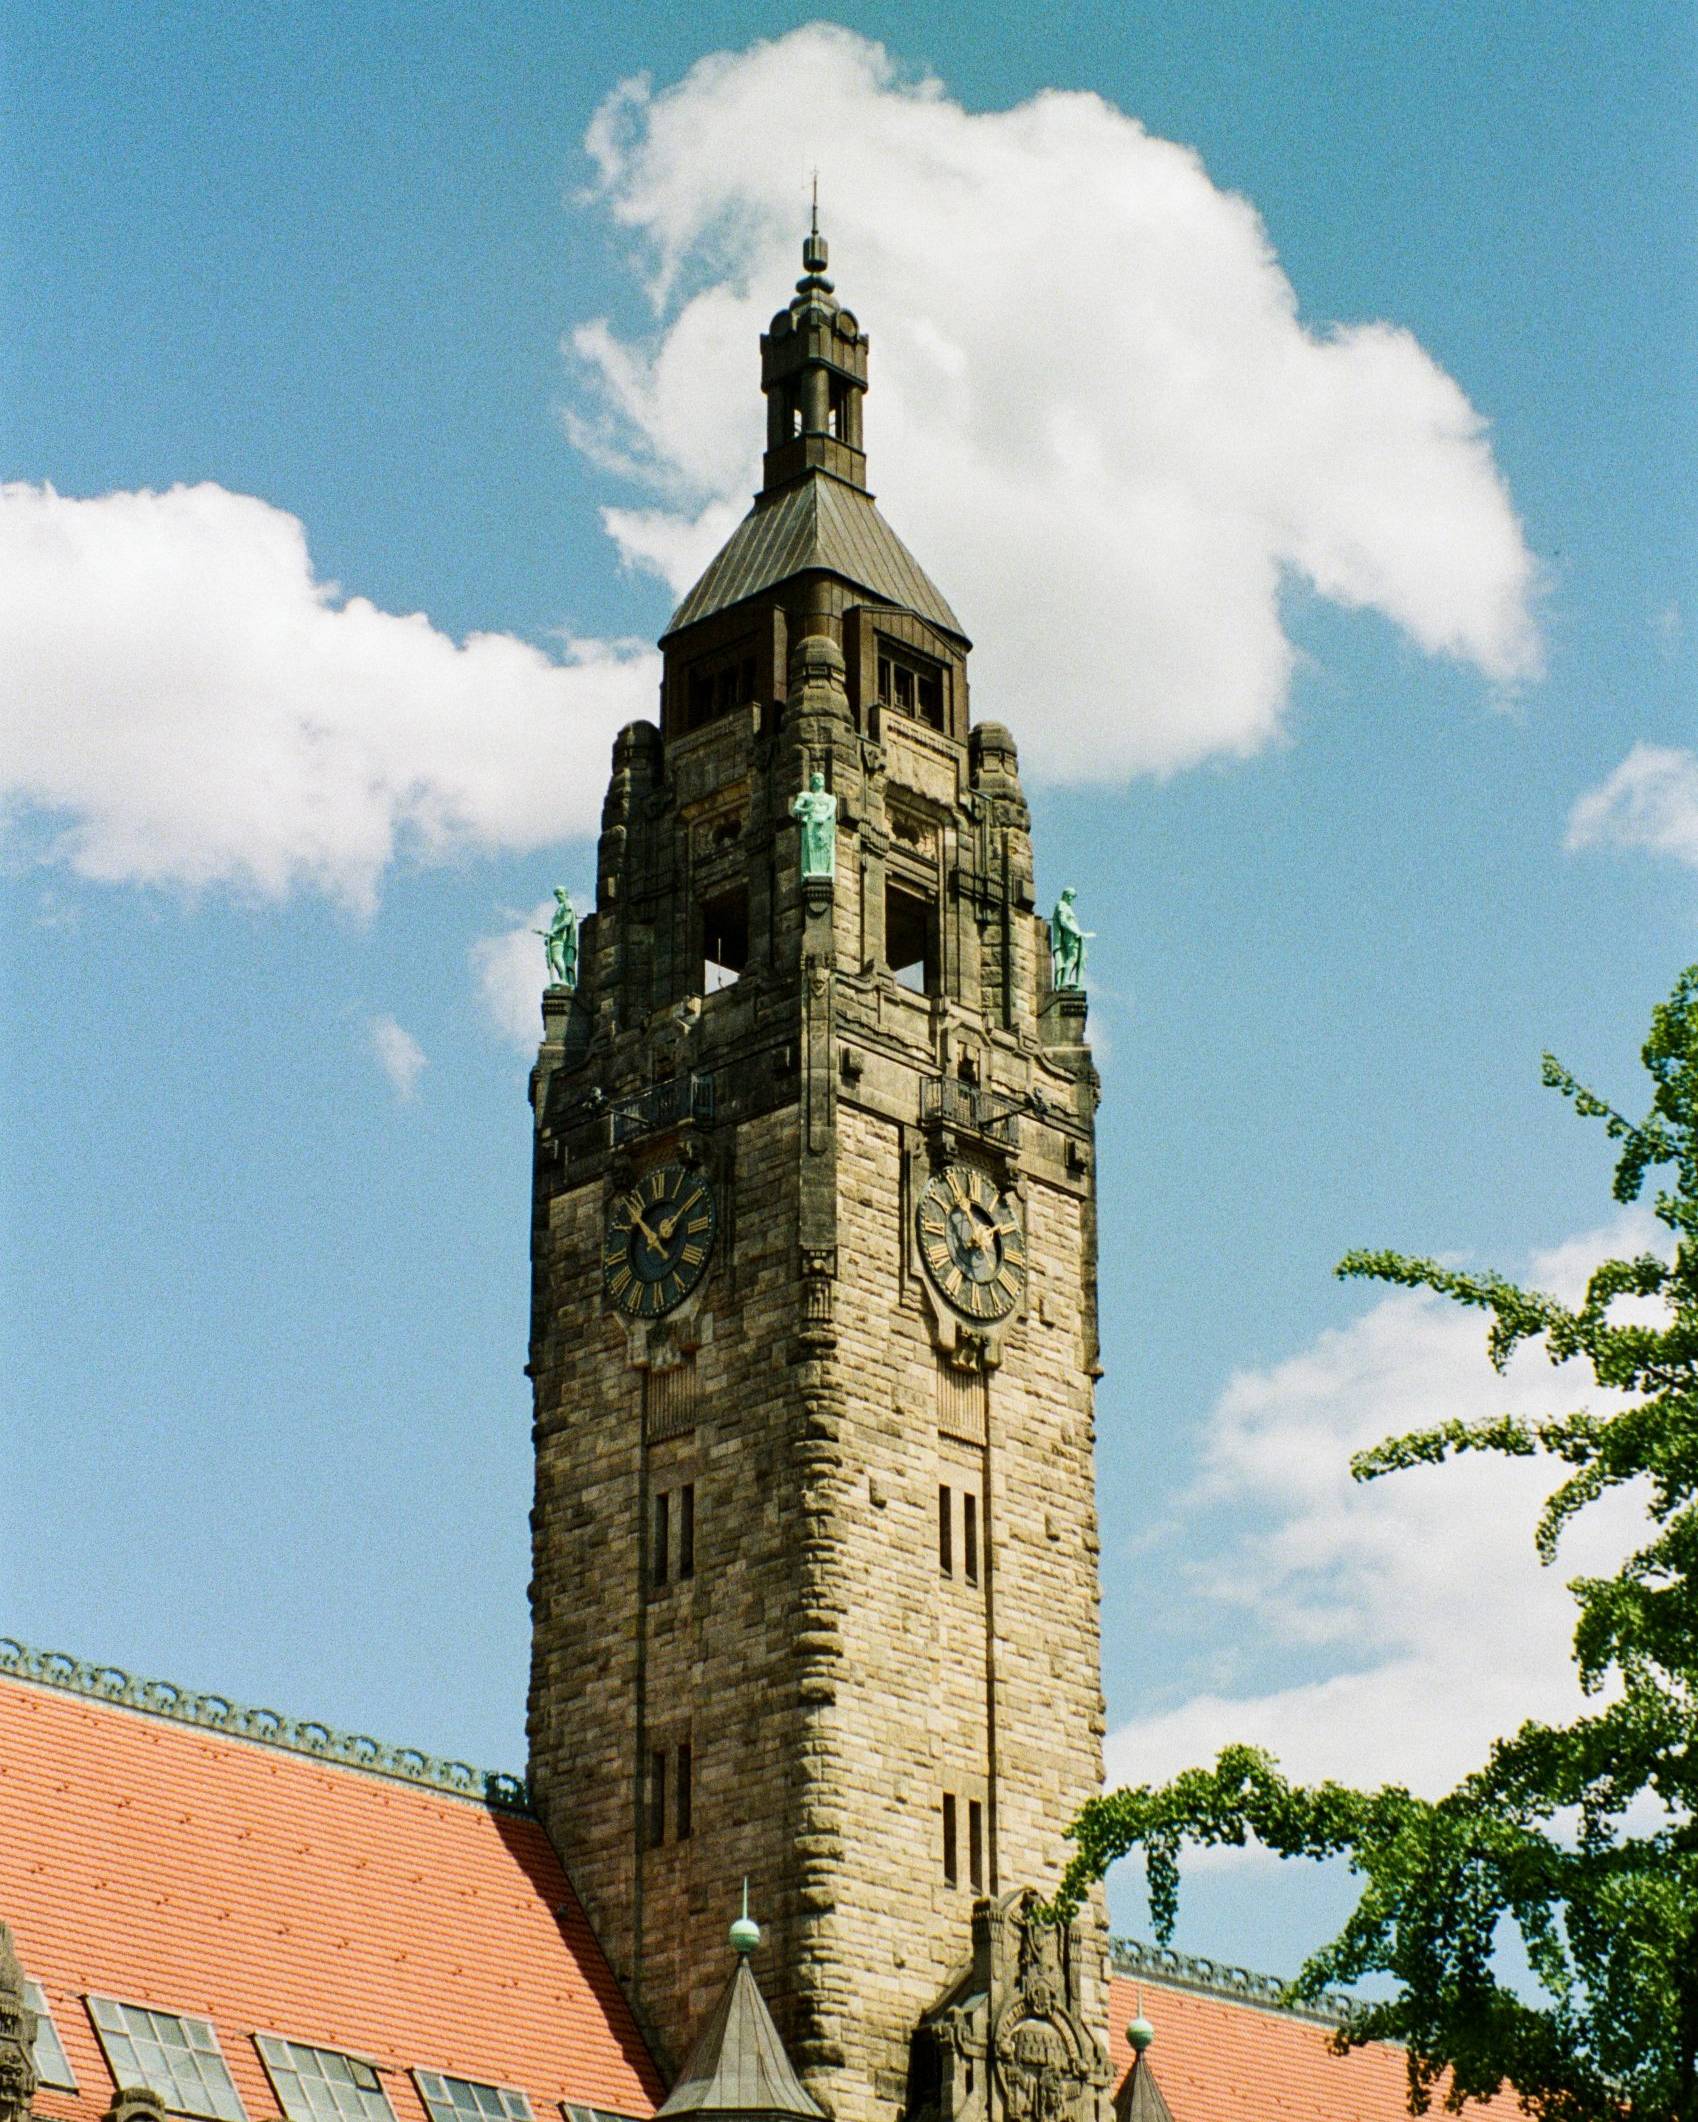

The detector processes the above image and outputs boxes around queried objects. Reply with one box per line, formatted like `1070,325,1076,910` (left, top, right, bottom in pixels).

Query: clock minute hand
629,1206,666,1252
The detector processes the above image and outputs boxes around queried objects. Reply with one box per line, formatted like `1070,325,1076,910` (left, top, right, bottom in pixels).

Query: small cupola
759,205,869,497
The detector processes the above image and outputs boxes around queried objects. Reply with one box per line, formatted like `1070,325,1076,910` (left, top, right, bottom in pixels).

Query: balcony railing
920,1076,1022,1148
610,1071,716,1145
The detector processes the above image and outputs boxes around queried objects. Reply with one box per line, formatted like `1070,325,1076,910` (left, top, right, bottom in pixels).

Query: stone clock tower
526,224,1110,2122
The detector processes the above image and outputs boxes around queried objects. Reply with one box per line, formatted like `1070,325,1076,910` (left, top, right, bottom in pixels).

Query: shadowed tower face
525,220,1109,2122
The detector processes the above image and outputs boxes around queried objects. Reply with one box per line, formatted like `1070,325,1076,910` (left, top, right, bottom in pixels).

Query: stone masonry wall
801,1106,1107,2122
529,1104,815,2072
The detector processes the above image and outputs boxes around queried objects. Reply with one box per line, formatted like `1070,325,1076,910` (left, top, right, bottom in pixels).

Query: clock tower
526,223,1109,2122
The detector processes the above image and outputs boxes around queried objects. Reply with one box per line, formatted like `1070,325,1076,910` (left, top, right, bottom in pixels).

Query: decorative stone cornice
1110,1938,1359,2031
0,1636,530,1811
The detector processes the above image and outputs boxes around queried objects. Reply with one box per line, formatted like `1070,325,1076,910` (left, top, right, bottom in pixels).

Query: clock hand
658,1199,691,1241
629,1206,666,1252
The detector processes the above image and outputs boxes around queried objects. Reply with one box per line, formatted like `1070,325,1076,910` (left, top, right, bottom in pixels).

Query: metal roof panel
663,477,965,643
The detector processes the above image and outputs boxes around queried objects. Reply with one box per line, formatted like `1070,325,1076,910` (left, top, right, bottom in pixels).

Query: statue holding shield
791,770,838,882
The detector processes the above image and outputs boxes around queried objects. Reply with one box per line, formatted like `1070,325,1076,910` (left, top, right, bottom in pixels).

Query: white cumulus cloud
569,24,1541,782
0,481,658,910
368,1014,427,1099
1566,742,1698,870
1106,1213,1658,1808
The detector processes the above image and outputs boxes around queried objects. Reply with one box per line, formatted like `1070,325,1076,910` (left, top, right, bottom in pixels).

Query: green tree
1055,968,1698,2120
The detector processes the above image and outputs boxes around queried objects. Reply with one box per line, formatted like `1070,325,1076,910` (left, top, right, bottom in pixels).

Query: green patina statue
790,769,838,882
1050,886,1094,991
535,887,579,990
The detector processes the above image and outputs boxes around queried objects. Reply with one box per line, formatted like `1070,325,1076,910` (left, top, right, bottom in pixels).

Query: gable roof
0,1666,663,2122
1106,1963,1525,2122
662,475,966,644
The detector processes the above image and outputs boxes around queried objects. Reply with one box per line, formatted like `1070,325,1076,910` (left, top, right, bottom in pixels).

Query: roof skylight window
25,1981,77,2090
256,2039,395,2122
87,1997,247,2121
562,2106,646,2122
413,2072,532,2122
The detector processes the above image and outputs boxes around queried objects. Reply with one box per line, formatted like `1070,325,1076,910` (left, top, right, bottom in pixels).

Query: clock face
917,1165,1026,1321
603,1164,717,1318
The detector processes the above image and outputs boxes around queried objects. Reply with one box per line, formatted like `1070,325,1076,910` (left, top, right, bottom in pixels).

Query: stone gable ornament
791,771,838,882
0,1924,38,2122
911,1888,1109,2122
535,887,579,991
1049,888,1093,992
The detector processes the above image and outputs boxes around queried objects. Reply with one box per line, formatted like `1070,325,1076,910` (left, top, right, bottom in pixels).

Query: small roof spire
655,1890,823,2122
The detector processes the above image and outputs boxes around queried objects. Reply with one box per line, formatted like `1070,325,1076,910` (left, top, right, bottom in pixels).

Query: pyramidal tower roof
657,1906,824,2122
661,214,967,646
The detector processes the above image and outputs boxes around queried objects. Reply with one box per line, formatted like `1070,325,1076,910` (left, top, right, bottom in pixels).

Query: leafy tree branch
1054,967,1698,2119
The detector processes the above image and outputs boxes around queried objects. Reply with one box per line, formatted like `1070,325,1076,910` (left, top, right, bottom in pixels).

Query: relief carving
910,1890,1108,2122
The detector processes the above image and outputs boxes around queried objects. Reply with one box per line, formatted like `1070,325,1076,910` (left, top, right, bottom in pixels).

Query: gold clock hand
629,1206,665,1251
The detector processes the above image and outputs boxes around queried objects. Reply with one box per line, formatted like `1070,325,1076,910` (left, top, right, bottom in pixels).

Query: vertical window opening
887,882,939,996
942,1794,958,1886
678,1483,695,1580
702,887,749,994
964,1491,979,1586
968,1799,985,1891
648,1750,667,1848
938,1485,953,1576
653,1491,670,1589
876,643,946,732
681,643,757,735
676,1743,693,1840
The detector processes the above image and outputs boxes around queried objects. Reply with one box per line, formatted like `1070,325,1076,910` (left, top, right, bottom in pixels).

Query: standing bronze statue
1049,887,1093,991
535,887,579,991
790,770,838,881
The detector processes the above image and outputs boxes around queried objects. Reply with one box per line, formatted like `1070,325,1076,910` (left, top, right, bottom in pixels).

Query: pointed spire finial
729,1878,761,1955
801,174,829,284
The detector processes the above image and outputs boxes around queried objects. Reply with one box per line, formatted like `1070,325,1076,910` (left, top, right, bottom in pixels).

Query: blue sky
3,2,1694,1982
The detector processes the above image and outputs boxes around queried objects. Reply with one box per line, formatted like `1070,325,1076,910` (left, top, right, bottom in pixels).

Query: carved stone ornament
991,1903,1103,2122
0,1924,38,2122
799,1246,837,1330
908,1901,1103,2122
102,2092,168,2122
910,1889,1109,2122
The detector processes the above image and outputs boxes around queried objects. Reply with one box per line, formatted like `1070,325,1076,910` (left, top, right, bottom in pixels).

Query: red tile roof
0,1674,664,2122
1108,1973,1525,2121
0,1659,1530,2122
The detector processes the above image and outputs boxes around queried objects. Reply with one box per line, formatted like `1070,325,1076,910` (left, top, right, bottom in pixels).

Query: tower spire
759,197,865,494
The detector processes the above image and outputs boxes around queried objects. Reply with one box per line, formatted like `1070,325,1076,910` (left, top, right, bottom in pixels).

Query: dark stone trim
1109,1937,1360,2031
